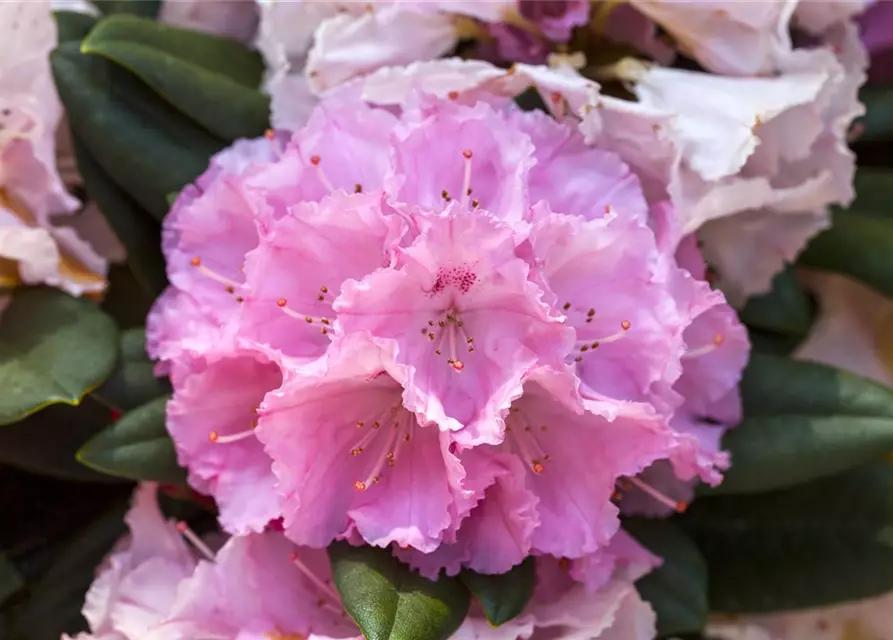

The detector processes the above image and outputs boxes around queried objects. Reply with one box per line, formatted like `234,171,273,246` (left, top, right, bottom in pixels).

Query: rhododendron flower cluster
148,85,748,582
68,483,661,640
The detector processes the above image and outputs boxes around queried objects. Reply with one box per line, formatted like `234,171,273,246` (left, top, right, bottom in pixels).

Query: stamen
208,425,256,444
289,551,341,602
507,414,550,474
626,477,687,513
276,297,330,331
573,320,631,361
461,150,473,208
308,154,335,193
176,521,216,561
190,256,240,292
353,408,413,491
683,333,724,359
550,92,566,118
427,311,475,370
442,189,451,202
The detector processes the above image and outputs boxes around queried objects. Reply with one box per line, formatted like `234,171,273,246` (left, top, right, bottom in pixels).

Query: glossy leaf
706,354,893,494
799,209,893,300
460,557,535,626
52,41,222,221
683,463,893,613
53,10,97,43
0,401,123,483
77,395,185,484
83,16,269,140
624,518,708,637
329,542,470,640
0,288,118,425
72,136,167,297
94,328,171,411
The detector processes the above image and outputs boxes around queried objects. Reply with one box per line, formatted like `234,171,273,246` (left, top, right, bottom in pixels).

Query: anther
461,149,474,208
264,129,275,140
442,189,451,202
355,183,363,193
621,319,630,331
626,476,687,513
308,155,335,193
471,199,479,208
448,90,459,100
451,359,465,372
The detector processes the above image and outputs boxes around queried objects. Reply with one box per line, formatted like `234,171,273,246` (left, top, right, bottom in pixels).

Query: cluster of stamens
570,315,632,363
421,311,475,372
208,406,259,444
611,477,688,513
505,408,551,475
349,405,415,492
190,256,245,302
276,286,333,335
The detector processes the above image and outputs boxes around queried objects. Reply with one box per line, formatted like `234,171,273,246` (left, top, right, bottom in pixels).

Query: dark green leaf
0,288,118,425
848,168,893,219
53,10,97,43
81,14,264,87
799,210,893,300
0,401,123,483
72,135,167,297
83,16,269,140
514,87,549,113
459,557,535,626
739,267,814,337
746,328,803,357
77,395,185,484
100,265,156,330
706,354,893,494
94,328,171,411
52,41,222,221
94,0,161,19
624,518,708,636
683,463,893,613
740,353,893,420
0,554,23,608
6,502,128,639
329,542,470,640
857,85,893,142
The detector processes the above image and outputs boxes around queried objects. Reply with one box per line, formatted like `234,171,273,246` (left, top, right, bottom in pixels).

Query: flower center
505,409,551,474
421,309,476,372
276,285,334,335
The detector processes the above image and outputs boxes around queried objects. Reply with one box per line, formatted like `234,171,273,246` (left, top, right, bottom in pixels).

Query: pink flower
0,0,107,296
64,484,198,640
159,0,259,42
860,0,893,83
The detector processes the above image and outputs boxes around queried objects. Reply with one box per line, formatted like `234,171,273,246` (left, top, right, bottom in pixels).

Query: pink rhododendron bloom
860,0,893,83
795,0,874,36
0,0,107,296
150,82,746,569
63,483,199,640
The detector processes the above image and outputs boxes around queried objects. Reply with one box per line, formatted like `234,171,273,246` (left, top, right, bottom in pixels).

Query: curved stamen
309,154,335,194
682,333,724,359
190,256,241,292
461,150,473,209
176,521,216,561
624,476,687,513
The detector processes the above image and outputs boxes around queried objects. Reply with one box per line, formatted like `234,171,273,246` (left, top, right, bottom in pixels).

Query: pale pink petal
336,211,572,446
257,336,462,552
159,0,258,42
795,0,872,36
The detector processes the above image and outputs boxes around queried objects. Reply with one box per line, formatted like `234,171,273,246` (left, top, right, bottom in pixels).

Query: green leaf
6,502,128,639
0,401,124,483
94,0,161,19
82,14,264,86
624,518,708,636
82,16,269,141
0,288,118,425
739,267,814,337
329,542,470,640
704,354,893,495
77,395,185,484
53,10,97,43
683,463,893,613
94,328,172,411
72,135,167,297
858,85,893,142
848,168,893,219
52,41,223,221
798,209,893,300
746,328,804,357
740,353,893,420
459,557,535,626
0,554,23,608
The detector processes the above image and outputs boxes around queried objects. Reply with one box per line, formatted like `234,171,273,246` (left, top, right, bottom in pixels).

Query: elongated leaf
94,328,171,411
683,463,893,613
460,558,535,626
52,41,222,221
53,10,97,43
82,14,264,87
77,395,185,484
624,518,707,637
83,18,269,140
72,136,167,297
6,502,128,639
739,267,814,337
0,401,123,483
799,210,893,300
0,554,23,608
709,355,893,494
0,288,118,425
94,0,161,18
329,542,470,640
740,353,893,419
707,415,893,495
